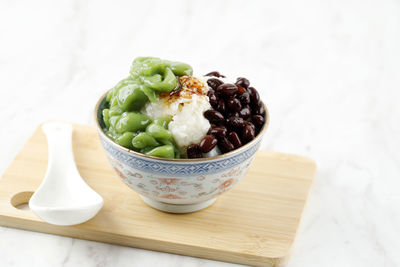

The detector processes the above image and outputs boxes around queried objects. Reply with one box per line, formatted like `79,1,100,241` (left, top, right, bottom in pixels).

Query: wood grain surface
0,123,316,266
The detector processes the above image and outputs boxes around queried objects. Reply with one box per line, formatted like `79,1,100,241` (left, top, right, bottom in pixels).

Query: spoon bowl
29,122,103,225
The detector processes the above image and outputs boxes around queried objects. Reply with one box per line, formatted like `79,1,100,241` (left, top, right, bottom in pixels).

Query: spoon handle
42,122,76,179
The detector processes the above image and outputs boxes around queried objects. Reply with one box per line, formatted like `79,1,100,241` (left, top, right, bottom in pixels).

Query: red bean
226,116,245,128
217,83,238,98
199,135,218,153
239,92,250,105
242,124,255,142
236,85,246,94
202,74,264,154
228,132,242,148
235,77,250,89
205,71,225,78
207,78,224,90
208,125,227,139
218,137,235,153
248,87,260,105
226,111,239,118
252,115,265,128
244,121,256,131
207,90,218,107
216,99,226,113
253,101,265,115
226,97,242,112
187,144,202,158
204,109,224,124
239,106,251,119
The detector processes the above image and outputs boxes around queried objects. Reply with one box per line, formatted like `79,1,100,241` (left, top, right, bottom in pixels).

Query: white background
1,0,399,266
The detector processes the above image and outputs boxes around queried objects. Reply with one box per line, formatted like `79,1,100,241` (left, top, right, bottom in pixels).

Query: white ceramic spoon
29,122,103,226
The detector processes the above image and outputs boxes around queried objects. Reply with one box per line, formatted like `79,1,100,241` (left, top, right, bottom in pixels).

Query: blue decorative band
100,137,260,176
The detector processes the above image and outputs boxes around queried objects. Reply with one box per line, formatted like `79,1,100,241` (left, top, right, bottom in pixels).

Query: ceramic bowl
94,92,269,213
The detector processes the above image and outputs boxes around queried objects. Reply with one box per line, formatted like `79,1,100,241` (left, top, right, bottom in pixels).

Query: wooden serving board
0,123,316,267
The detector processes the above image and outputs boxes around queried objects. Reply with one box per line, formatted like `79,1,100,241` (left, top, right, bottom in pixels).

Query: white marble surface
1,0,400,266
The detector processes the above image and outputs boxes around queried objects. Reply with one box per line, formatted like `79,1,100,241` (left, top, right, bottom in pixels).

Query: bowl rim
94,90,269,162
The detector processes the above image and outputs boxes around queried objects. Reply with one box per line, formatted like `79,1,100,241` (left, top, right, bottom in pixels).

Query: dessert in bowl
95,57,269,213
